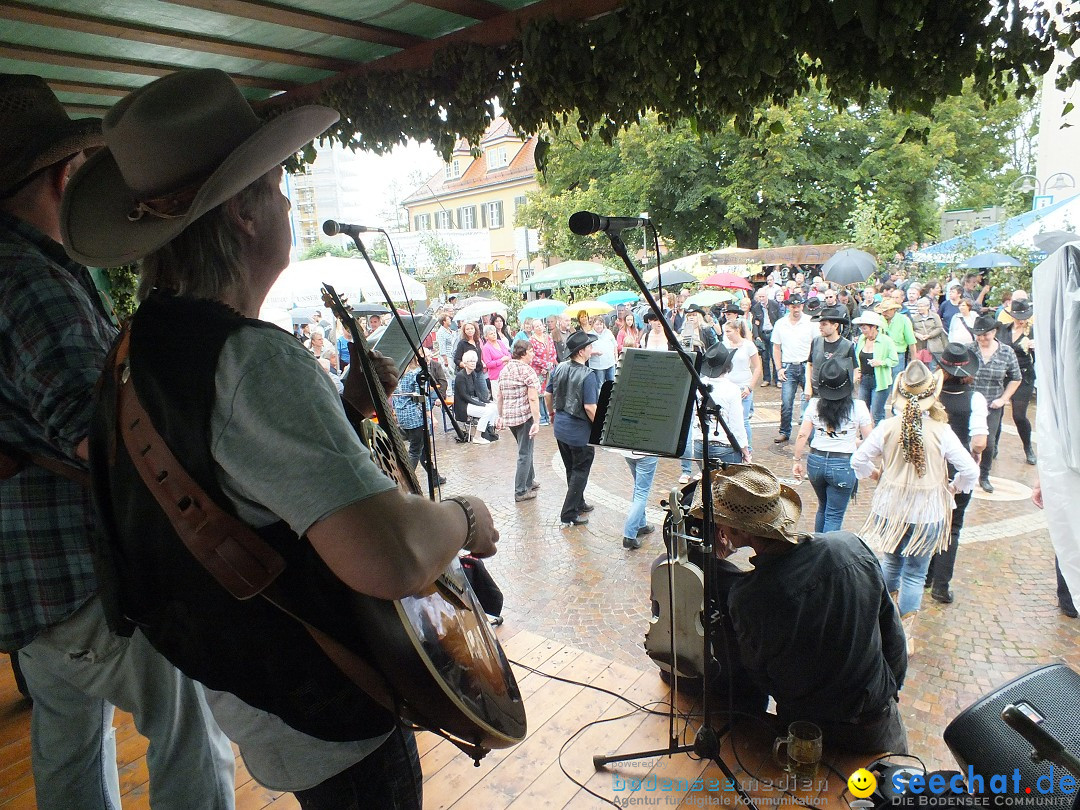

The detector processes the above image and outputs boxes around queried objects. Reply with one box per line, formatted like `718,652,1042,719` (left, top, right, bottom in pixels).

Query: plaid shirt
392,368,433,430
0,213,118,650
968,340,1021,402
498,359,539,427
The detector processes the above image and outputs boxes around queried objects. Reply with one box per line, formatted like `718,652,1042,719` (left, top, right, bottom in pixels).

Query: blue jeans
741,392,754,453
879,527,936,615
805,452,856,533
294,727,422,810
17,595,235,810
680,430,694,476
592,365,615,389
779,361,807,436
858,373,888,424
692,440,743,469
623,455,659,539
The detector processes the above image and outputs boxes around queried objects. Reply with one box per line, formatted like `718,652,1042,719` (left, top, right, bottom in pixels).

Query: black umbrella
821,249,878,285
643,268,698,288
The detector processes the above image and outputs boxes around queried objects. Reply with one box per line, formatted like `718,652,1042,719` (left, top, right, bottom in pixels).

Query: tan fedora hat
690,463,802,543
892,359,943,409
61,69,339,267
0,74,103,197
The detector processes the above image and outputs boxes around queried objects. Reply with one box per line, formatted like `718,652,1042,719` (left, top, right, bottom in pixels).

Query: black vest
939,383,973,477
89,292,394,742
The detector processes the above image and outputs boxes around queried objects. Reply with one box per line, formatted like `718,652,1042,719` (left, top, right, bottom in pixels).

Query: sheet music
599,349,694,456
370,314,437,374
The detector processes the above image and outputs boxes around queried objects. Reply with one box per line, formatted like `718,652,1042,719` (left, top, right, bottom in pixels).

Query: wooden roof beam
160,0,423,50
46,79,130,97
62,103,112,116
1,2,356,72
410,0,507,22
264,0,626,108
0,42,299,91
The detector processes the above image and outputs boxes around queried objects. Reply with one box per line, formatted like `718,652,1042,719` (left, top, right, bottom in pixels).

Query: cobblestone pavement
427,390,1079,772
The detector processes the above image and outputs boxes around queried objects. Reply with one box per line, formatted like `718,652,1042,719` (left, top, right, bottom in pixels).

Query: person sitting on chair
701,464,909,754
453,350,499,443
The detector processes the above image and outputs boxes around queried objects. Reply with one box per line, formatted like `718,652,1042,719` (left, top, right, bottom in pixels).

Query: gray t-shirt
202,326,397,791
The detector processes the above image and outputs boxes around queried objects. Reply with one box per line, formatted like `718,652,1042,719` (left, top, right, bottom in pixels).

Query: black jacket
750,300,782,334
453,368,490,421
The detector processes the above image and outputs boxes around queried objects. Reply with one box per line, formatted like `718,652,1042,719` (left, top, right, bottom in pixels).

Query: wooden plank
411,0,507,21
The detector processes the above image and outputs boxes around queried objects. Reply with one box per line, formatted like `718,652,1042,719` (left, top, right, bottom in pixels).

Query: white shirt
691,375,748,449
804,398,872,453
722,338,757,388
851,415,981,493
587,328,618,370
772,314,816,364
948,312,976,344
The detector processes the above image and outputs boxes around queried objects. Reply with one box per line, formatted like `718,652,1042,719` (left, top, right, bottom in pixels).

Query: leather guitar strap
110,328,395,711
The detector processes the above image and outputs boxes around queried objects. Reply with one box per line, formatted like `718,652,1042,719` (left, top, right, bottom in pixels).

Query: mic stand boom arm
336,234,468,452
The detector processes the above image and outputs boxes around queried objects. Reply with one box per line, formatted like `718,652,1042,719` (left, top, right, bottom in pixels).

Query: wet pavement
427,389,1080,772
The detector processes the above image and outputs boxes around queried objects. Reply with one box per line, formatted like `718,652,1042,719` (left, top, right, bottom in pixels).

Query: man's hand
529,422,539,437
777,366,787,382
342,349,398,418
461,496,500,558
990,398,1007,410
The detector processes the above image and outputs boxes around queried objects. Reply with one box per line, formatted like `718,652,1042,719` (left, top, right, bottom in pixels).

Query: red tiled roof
402,127,537,205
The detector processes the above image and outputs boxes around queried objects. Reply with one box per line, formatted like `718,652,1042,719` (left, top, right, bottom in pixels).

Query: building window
485,201,504,229
486,146,509,170
413,213,431,231
458,205,477,229
435,210,453,229
444,159,462,180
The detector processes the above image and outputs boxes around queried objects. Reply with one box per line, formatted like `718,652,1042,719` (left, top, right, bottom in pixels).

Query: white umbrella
455,299,508,322
264,256,427,309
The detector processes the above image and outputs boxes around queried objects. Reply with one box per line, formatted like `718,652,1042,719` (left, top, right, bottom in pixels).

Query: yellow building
402,118,541,286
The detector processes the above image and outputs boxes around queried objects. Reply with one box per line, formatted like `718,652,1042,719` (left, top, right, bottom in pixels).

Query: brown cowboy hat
61,69,339,267
0,74,103,197
892,359,943,409
690,464,802,543
875,298,903,313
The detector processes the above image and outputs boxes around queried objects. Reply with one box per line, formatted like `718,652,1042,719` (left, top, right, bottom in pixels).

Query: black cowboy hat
815,357,853,400
685,303,709,316
787,293,806,306
1007,299,1033,320
700,342,733,376
722,302,743,315
565,330,598,356
971,313,999,335
813,305,850,324
934,342,979,378
804,297,823,314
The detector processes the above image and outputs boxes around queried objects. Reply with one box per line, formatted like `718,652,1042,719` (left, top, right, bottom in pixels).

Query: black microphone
568,211,650,235
1002,703,1080,774
322,220,380,238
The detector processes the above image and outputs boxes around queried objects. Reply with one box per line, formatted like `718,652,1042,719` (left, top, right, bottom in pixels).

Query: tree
520,81,1031,258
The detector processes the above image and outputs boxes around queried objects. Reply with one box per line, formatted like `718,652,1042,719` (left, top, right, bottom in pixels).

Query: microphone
323,220,380,238
1002,703,1080,774
568,211,650,236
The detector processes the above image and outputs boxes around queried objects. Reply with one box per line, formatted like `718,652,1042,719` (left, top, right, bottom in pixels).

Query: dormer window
486,146,509,170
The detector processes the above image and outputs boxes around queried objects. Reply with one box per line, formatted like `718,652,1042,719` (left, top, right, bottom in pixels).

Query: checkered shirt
498,359,539,427
968,340,1021,402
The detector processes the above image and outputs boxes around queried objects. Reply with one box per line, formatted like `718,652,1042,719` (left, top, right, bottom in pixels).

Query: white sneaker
678,474,691,484
472,436,490,444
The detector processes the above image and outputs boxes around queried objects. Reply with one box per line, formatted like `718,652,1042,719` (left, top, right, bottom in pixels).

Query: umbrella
519,261,627,291
700,272,752,291
454,294,496,310
265,255,427,307
958,252,1021,269
455,299,508,322
563,300,614,317
686,290,734,308
520,299,568,320
598,290,640,306
642,268,698,288
821,249,878,285
349,303,391,317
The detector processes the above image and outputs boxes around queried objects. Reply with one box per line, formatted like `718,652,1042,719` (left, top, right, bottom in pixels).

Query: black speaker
944,664,1080,810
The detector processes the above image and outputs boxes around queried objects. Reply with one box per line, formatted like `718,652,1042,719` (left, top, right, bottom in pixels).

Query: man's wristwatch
446,496,477,553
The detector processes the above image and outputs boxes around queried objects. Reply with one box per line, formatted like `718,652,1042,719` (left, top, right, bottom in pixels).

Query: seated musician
62,69,499,808
703,464,909,754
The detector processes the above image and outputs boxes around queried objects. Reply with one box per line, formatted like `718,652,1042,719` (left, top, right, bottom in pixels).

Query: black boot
979,476,994,493
1024,446,1037,465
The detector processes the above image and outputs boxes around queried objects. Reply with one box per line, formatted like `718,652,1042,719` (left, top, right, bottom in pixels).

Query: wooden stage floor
2,628,869,809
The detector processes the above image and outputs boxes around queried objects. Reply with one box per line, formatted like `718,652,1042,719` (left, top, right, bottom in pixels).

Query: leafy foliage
271,0,1076,165
518,82,1032,259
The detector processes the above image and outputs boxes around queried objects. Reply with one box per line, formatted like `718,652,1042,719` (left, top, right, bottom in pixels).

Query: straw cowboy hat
0,74,103,197
875,298,902,313
892,359,943,410
61,69,339,267
851,310,885,329
691,464,802,543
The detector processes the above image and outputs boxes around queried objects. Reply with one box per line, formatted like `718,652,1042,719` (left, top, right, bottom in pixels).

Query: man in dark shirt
704,464,909,754
546,331,599,528
806,306,857,399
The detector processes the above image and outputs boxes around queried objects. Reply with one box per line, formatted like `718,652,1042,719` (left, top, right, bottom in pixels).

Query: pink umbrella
701,272,753,291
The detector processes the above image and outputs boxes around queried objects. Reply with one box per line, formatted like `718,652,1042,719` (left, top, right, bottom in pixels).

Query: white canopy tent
263,255,427,311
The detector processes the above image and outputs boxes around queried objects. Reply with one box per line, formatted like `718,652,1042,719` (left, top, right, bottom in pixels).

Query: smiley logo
848,768,877,798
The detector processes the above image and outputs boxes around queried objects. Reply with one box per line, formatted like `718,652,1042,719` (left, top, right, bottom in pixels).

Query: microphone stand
336,232,467,456
590,228,754,810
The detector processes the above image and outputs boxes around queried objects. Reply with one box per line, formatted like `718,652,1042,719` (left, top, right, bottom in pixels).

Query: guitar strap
109,327,396,711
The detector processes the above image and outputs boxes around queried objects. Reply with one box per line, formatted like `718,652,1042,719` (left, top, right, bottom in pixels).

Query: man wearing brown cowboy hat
876,297,916,375
702,464,909,754
64,69,500,807
0,74,235,808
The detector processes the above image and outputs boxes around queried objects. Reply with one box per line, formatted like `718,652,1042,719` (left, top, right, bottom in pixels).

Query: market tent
518,261,627,292
912,194,1080,263
264,255,427,309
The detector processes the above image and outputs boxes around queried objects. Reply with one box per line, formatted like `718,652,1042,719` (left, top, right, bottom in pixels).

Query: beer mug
773,721,822,781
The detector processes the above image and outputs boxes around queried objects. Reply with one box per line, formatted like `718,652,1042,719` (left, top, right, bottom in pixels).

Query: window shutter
480,204,487,228
495,201,504,228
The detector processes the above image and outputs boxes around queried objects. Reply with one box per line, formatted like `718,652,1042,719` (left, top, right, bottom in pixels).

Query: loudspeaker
944,664,1080,810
